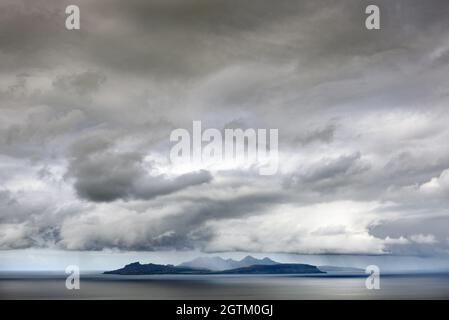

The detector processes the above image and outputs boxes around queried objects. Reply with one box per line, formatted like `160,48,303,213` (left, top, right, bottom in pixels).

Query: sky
1,0,449,271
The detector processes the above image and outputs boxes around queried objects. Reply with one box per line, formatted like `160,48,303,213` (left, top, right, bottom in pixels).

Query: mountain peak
240,255,259,262
179,255,279,271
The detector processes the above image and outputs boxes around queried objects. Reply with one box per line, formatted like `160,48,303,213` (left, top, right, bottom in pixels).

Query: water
1,273,449,299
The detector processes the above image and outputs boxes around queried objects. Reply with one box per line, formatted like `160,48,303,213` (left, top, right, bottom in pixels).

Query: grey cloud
303,152,370,183
294,123,337,145
131,170,213,202
1,0,449,258
285,152,371,193
67,136,212,202
1,0,446,80
57,186,284,251
311,225,347,236
371,216,449,244
52,71,106,96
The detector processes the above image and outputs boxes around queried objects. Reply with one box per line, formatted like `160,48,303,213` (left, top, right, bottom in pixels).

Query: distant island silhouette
103,256,363,275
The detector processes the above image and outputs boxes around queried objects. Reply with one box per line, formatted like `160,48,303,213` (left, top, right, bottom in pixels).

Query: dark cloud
52,71,106,96
57,188,283,251
283,152,371,197
302,152,368,183
294,123,337,145
1,0,449,258
67,136,212,202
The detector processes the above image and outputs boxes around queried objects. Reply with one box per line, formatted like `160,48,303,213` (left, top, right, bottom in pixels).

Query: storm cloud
1,0,449,263
67,133,212,202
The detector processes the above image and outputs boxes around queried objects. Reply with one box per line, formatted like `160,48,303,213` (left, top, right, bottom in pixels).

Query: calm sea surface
1,273,449,299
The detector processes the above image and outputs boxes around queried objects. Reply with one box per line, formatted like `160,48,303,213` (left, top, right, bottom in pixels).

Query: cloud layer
1,0,449,258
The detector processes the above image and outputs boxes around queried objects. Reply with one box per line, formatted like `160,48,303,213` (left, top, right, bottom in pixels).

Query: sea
1,272,449,299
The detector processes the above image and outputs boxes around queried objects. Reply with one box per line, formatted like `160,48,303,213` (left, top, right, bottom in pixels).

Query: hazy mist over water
1,273,449,300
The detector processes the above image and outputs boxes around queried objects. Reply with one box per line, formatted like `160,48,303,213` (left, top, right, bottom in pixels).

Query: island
104,257,325,275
